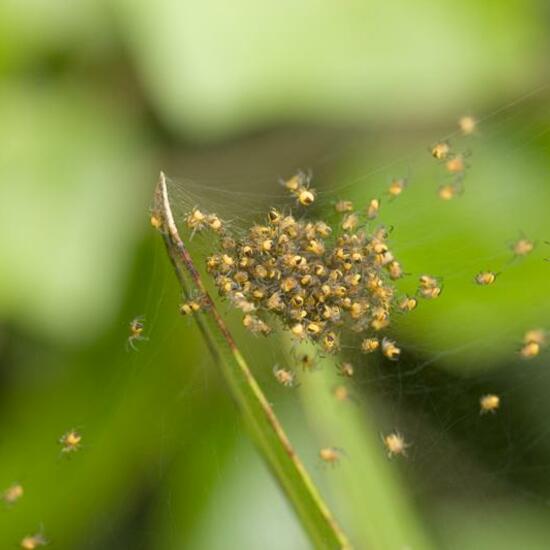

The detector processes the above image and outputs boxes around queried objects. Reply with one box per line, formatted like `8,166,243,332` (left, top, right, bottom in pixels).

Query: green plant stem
155,172,351,550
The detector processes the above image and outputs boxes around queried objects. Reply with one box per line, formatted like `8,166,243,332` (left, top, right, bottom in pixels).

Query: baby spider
418,275,442,300
366,198,380,220
281,171,309,192
388,178,407,198
319,447,344,466
523,328,547,346
341,213,359,232
381,338,401,361
419,286,442,299
458,115,477,135
20,533,47,550
383,431,409,458
419,274,438,288
338,362,354,377
510,236,534,257
180,294,209,316
480,393,500,414
306,239,325,256
474,271,498,286
290,323,306,340
361,337,379,354
229,294,255,314
520,328,548,359
284,171,315,206
242,314,271,336
127,316,147,351
59,429,82,454
333,385,351,402
438,183,461,200
431,141,451,160
206,213,223,232
2,483,23,505
335,200,354,213
321,331,339,353
297,187,315,206
150,210,163,230
446,154,466,174
186,207,208,232
520,341,540,359
387,260,404,280
398,296,417,312
273,366,295,387
180,300,202,315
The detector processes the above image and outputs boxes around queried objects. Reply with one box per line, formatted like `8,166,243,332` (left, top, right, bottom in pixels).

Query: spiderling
128,316,147,350
510,236,534,258
319,446,344,465
20,533,47,549
338,362,354,377
480,393,500,414
474,271,498,286
383,431,409,458
458,115,477,135
2,483,23,505
59,429,82,454
520,328,548,359
273,366,296,387
333,385,350,402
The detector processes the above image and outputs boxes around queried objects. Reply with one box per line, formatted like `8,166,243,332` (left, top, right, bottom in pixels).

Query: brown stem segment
155,172,352,550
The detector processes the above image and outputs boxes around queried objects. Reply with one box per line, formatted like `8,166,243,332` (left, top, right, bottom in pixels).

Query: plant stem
155,172,352,550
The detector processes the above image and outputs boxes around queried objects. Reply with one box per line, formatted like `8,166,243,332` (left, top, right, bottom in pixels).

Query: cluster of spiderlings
198,180,412,356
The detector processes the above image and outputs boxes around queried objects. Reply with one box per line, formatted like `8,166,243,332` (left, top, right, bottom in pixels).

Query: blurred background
0,1,549,548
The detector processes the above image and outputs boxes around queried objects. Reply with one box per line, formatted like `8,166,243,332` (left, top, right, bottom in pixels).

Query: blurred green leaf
0,81,153,343
113,0,545,139
0,0,111,69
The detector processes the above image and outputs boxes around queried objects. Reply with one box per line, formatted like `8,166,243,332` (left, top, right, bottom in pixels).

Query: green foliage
0,1,549,549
